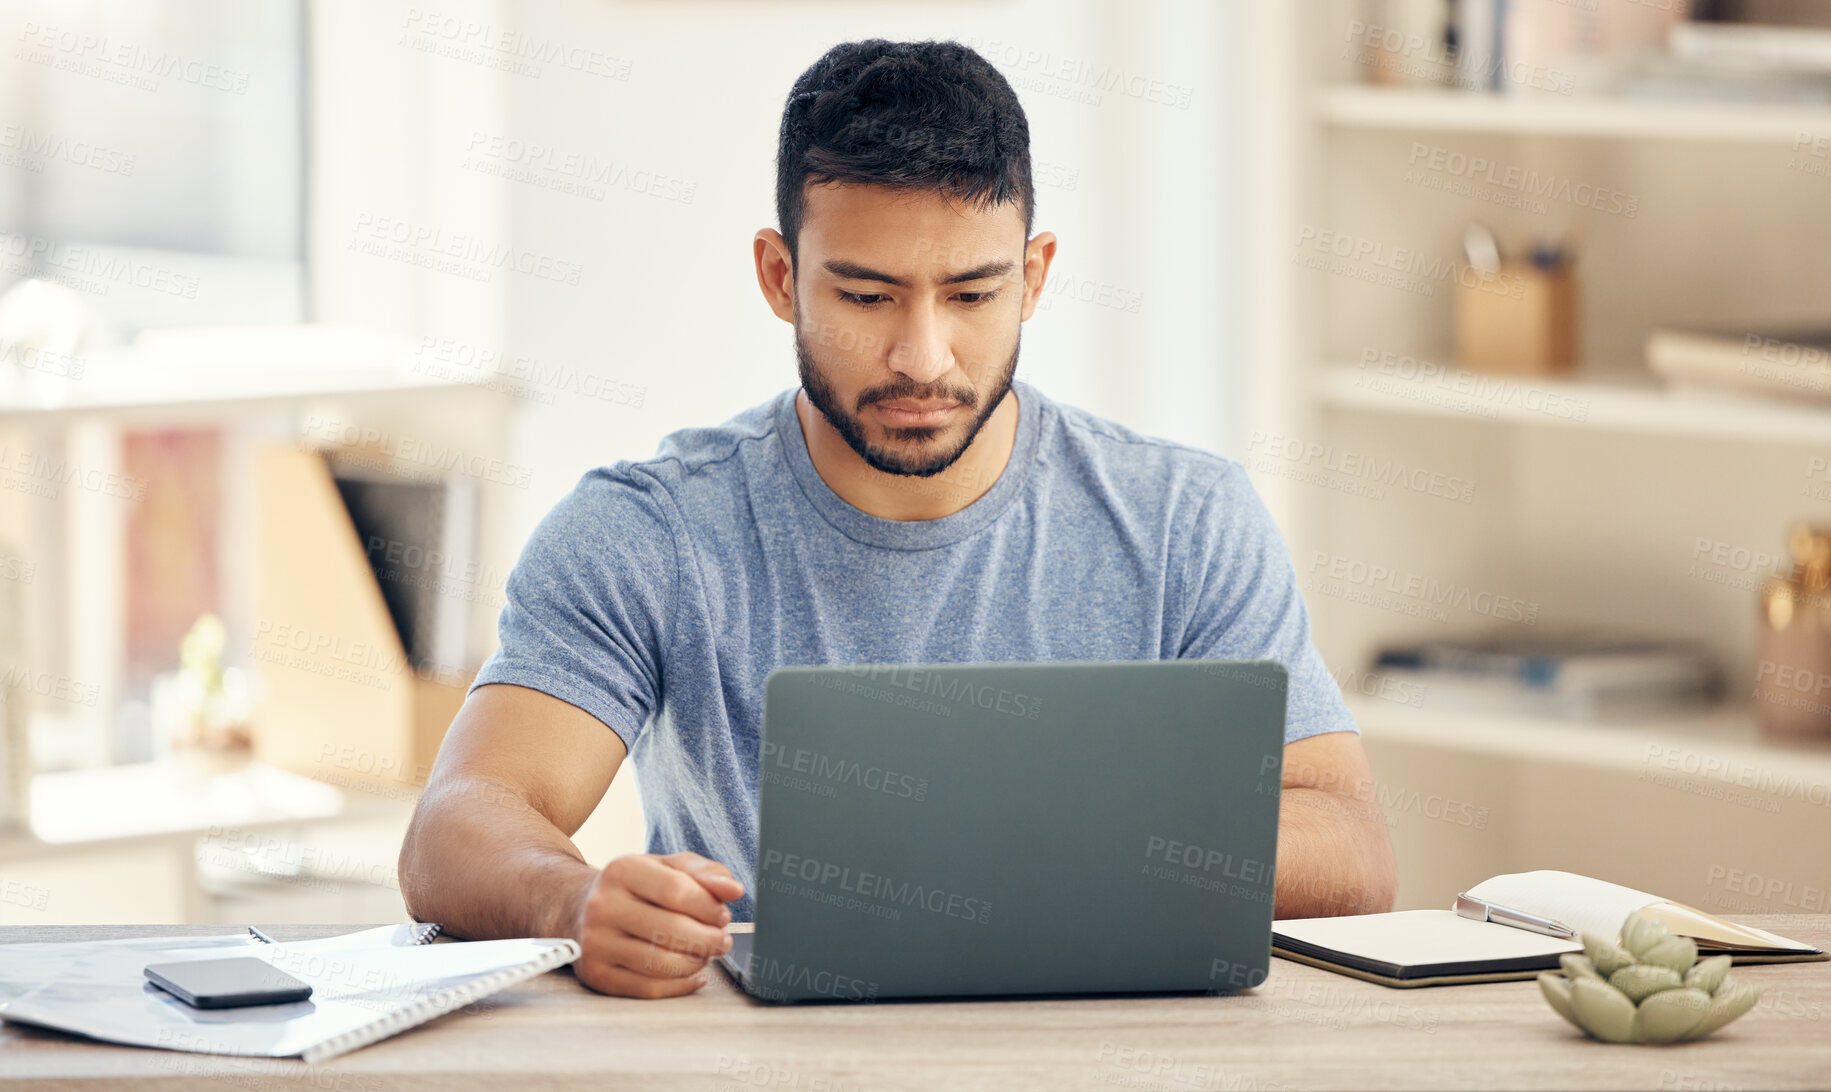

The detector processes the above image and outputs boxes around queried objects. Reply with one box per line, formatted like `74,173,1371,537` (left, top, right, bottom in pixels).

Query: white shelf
28,759,343,845
0,326,489,424
1315,362,1831,445
0,358,481,425
0,756,413,863
1317,84,1831,142
1349,694,1831,787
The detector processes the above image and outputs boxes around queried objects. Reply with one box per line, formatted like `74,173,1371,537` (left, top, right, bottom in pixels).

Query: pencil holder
1454,260,1577,376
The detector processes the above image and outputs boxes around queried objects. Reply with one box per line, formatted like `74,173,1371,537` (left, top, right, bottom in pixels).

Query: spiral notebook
0,924,581,1063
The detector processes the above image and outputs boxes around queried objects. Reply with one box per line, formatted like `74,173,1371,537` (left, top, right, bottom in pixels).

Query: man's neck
794,387,1021,522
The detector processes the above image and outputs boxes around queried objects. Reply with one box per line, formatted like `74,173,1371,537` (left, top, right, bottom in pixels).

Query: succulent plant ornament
1538,909,1761,1043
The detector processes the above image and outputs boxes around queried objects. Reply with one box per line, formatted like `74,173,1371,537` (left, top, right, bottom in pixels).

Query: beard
794,304,1021,479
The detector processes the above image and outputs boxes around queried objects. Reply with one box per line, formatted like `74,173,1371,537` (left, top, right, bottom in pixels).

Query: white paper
1274,909,1581,968
0,927,578,1061
1464,870,1660,940
0,932,256,1006
0,924,435,1006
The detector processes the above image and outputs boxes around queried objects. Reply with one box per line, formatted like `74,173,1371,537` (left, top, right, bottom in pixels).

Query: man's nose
887,306,955,383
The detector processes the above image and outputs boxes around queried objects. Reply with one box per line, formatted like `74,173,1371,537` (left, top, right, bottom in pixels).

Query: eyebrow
821,258,1015,288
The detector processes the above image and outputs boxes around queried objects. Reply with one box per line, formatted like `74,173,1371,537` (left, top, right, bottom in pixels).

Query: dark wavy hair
775,39,1034,273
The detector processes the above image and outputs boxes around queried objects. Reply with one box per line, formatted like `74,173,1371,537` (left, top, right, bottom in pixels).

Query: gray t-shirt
469,378,1355,919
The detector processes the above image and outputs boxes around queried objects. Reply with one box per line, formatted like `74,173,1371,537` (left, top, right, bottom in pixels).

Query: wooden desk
4,917,1829,1090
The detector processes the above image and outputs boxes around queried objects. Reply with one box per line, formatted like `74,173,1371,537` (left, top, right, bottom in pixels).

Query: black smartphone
143,957,314,1009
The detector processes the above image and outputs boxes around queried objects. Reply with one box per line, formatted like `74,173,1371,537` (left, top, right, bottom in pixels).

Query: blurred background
1,0,1828,927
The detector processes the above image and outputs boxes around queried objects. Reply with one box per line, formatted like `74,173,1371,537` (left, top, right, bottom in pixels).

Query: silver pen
247,926,278,944
1454,893,1577,939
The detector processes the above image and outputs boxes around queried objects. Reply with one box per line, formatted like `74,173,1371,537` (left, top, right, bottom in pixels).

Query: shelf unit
0,755,416,924
1314,362,1831,445
1316,84,1831,142
1346,694,1831,786
0,333,514,779
1250,3,1831,911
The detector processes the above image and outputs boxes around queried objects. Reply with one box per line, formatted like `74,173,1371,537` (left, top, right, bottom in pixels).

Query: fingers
575,854,746,999
660,852,747,903
619,855,736,927
598,929,725,980
573,898,719,998
575,958,710,1000
603,884,733,961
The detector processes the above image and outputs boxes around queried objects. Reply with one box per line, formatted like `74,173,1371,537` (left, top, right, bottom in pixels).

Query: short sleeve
468,466,678,751
1176,462,1358,744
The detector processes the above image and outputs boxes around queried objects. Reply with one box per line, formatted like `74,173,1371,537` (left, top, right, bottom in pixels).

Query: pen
1454,893,1577,939
247,926,278,944
1463,222,1502,276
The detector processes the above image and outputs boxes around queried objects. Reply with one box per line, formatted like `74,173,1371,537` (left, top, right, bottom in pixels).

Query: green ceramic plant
1538,909,1760,1043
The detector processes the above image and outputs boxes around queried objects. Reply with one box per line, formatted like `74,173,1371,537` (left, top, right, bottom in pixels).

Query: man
400,39,1396,1000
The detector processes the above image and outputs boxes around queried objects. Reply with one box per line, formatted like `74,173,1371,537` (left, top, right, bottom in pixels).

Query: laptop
719,658,1289,1002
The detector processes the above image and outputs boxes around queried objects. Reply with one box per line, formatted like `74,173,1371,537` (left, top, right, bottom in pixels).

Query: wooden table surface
3,916,1828,1090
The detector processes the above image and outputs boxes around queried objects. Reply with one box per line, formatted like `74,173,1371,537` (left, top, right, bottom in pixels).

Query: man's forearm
399,775,600,942
1273,786,1397,918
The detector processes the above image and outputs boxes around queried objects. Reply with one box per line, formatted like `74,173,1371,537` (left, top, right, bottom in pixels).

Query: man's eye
837,291,886,307
956,291,998,305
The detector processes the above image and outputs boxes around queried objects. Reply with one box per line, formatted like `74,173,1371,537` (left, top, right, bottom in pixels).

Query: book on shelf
1371,632,1721,720
1273,870,1825,988
1646,326,1831,403
1452,0,1502,92
330,462,481,676
251,444,472,796
1622,52,1831,103
1668,20,1831,72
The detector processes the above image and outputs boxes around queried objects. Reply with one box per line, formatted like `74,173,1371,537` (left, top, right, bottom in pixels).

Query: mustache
855,381,979,412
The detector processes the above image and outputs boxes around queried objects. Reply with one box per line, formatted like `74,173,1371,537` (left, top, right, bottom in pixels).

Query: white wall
466,0,1245,861
305,0,1246,862
490,0,1241,534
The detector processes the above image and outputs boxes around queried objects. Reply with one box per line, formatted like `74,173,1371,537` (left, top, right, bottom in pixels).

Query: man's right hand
569,851,746,998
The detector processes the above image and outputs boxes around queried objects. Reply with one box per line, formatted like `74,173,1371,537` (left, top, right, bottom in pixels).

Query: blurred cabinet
0,755,415,924
1241,3,1831,907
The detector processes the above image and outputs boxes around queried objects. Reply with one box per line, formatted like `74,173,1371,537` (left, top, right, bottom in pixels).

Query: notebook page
1732,922,1808,949
255,924,438,953
0,934,577,1058
1274,909,1580,967
0,934,256,1005
0,924,440,1006
1642,901,1815,952
1463,870,1660,939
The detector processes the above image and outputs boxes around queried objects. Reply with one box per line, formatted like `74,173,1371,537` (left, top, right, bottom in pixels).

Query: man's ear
1020,231,1057,322
754,229,796,324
